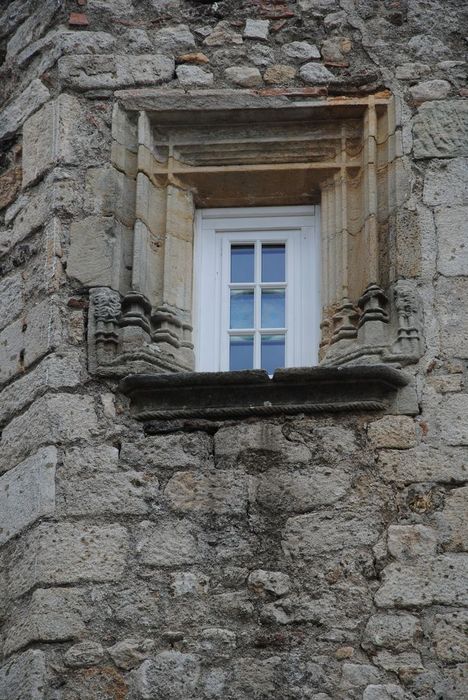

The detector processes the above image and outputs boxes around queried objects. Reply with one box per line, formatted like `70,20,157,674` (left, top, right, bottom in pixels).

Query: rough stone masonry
0,0,467,698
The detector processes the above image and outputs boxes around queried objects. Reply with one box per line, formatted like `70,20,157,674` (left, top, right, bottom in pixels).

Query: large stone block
436,206,468,276
363,614,420,651
0,298,61,387
214,422,310,465
423,158,468,207
67,215,119,287
433,610,468,662
7,523,129,599
164,470,247,515
282,511,379,559
387,525,437,561
120,432,213,471
437,394,468,445
437,277,468,358
57,445,150,516
137,520,200,566
130,652,201,699
3,587,89,656
0,273,23,330
22,94,85,187
255,465,351,512
0,352,83,427
378,446,468,484
413,101,468,159
0,79,50,140
367,415,417,449
375,554,468,607
434,486,468,551
0,394,98,472
0,447,56,546
6,0,60,57
0,650,46,700
58,54,174,90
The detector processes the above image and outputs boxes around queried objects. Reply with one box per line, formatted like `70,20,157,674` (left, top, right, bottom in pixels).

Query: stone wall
0,0,467,698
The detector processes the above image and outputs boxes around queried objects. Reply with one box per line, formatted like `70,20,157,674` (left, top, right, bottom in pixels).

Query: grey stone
0,79,50,140
126,29,153,53
171,571,210,596
130,652,201,699
248,569,291,596
423,157,468,206
375,554,468,608
88,0,134,16
0,352,83,428
283,512,379,559
198,628,236,659
261,594,333,625
436,206,468,276
215,421,310,463
67,215,119,287
255,465,351,511
408,34,450,62
244,19,269,41
437,394,468,445
0,0,31,40
58,54,175,90
387,525,437,561
7,523,129,599
108,638,154,670
64,640,105,667
368,415,417,449
282,41,320,62
6,0,60,57
374,650,424,673
232,656,280,697
413,101,468,158
396,62,431,80
4,587,89,655
340,664,381,690
438,277,468,358
321,36,352,64
121,432,213,470
204,22,243,46
363,683,405,699
164,470,247,515
434,486,468,552
137,520,200,566
0,273,23,330
409,79,451,103
58,445,150,517
0,299,62,390
16,29,116,69
363,614,420,650
0,650,46,700
378,446,468,484
176,65,214,87
154,24,196,53
225,66,262,87
249,43,274,67
0,394,98,473
433,610,468,662
299,62,335,84
0,447,56,546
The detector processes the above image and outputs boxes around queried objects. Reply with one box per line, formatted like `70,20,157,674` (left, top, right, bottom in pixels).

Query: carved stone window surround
87,88,423,381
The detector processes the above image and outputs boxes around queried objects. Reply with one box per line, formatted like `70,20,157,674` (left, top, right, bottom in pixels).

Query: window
194,206,320,373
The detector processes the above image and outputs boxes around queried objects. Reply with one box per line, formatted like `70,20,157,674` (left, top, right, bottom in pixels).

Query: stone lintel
120,365,409,421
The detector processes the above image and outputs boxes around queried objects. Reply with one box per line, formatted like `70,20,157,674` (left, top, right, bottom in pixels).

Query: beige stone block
436,206,468,276
164,470,248,515
137,520,200,566
437,394,468,445
67,215,118,287
378,446,467,484
368,416,417,449
433,611,468,661
413,101,468,159
437,276,468,358
434,486,468,551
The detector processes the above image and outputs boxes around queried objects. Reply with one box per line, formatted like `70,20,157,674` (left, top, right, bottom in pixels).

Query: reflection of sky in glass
231,245,254,283
262,244,285,282
230,335,254,370
261,289,285,328
230,289,254,329
261,335,285,375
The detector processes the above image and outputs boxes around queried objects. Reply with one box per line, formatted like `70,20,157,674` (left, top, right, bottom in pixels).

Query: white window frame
193,205,320,373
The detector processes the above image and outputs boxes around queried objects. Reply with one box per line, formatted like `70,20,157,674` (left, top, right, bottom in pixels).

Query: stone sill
119,365,410,421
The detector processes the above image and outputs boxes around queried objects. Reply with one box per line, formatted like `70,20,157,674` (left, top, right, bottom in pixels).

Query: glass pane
262,244,285,282
261,289,285,328
261,335,285,375
231,245,254,283
230,289,254,329
230,335,254,371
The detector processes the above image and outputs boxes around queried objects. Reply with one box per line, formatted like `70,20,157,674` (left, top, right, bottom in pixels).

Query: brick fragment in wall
58,54,175,90
0,298,61,389
0,394,98,473
0,447,56,547
0,650,46,700
413,101,468,158
0,79,50,141
6,523,129,600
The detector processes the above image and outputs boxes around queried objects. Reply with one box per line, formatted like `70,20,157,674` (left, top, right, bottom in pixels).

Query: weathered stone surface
321,36,352,65
64,640,105,667
67,215,119,287
396,63,431,80
225,66,262,87
0,299,61,389
0,79,50,141
248,569,291,596
409,79,451,103
436,206,468,276
255,465,351,511
6,0,60,57
4,587,89,655
154,24,195,53
121,432,213,470
374,650,424,674
299,62,335,84
375,555,468,607
283,511,379,559
198,627,236,659
176,65,214,87
0,447,56,546
283,41,320,62
164,470,247,514
363,614,420,651
59,54,175,90
0,273,23,330
16,29,116,69
0,352,82,427
250,43,274,67
437,393,468,445
0,394,98,472
204,21,243,46
433,610,468,662
0,650,46,700
437,276,468,358
137,520,200,566
378,446,468,484
171,570,210,596
264,64,297,84
244,19,269,40
363,683,405,699
130,652,201,699
231,656,280,697
423,158,468,207
434,486,468,551
367,415,417,449
0,0,31,41
7,523,129,599
108,638,154,670
387,525,437,561
58,445,150,516
340,663,381,690
215,422,310,464
413,101,468,158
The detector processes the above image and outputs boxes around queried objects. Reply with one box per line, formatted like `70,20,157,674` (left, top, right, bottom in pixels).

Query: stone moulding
119,365,410,421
